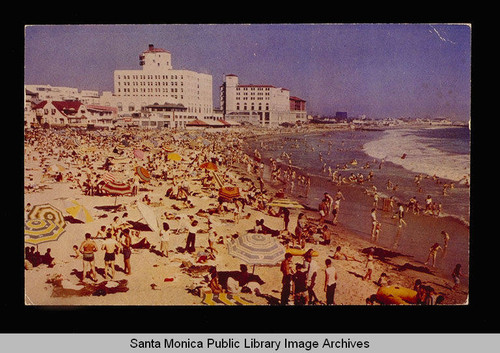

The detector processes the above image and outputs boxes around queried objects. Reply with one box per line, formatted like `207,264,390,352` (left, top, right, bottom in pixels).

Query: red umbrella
102,180,133,205
135,166,151,182
102,180,133,195
218,186,240,202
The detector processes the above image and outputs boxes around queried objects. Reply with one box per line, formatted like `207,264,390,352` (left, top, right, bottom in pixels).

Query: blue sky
24,24,471,120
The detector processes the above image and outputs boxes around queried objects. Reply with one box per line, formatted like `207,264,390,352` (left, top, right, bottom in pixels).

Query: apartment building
112,44,214,124
220,74,306,127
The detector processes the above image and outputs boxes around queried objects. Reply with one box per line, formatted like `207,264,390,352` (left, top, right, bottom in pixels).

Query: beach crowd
24,125,468,305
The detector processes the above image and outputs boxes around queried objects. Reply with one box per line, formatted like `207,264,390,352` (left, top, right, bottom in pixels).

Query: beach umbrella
227,233,286,272
167,153,182,161
102,180,133,205
162,145,175,153
267,198,305,209
212,172,224,188
28,204,66,230
136,202,159,232
218,186,240,202
25,218,65,246
102,180,133,195
202,292,253,306
135,166,151,182
199,162,218,171
133,149,145,160
65,200,94,223
100,172,116,185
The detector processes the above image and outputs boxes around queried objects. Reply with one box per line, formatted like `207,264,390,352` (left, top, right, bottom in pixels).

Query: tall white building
220,74,306,127
113,44,214,126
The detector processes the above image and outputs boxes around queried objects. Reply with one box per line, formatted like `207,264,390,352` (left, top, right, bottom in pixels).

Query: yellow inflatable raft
376,285,417,305
286,248,319,257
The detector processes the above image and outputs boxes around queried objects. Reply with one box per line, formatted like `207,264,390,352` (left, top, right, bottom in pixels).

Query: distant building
112,44,214,121
220,74,307,127
335,111,348,119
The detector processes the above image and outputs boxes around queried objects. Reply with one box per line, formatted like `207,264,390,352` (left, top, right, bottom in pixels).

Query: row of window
118,88,183,93
235,104,270,111
117,81,183,86
117,74,183,80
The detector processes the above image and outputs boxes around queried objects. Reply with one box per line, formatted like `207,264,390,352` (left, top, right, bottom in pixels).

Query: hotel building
112,44,215,128
220,74,307,127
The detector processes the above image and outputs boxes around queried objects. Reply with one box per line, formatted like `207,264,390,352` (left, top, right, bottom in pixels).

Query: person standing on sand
304,251,319,304
185,219,199,253
102,232,122,280
121,228,132,275
159,222,170,257
318,198,329,225
79,233,98,282
363,248,375,281
324,258,338,305
280,253,294,305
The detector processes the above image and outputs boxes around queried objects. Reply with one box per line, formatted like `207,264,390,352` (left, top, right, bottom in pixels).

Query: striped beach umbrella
202,292,253,306
28,204,66,229
101,172,116,184
25,218,65,245
162,145,175,153
102,180,133,195
218,186,240,202
135,166,151,182
227,233,286,269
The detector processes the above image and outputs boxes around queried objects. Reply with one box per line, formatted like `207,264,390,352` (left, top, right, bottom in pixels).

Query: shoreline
24,125,469,305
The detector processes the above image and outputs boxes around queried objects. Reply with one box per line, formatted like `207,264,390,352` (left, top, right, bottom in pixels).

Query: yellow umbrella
65,200,94,223
167,153,182,161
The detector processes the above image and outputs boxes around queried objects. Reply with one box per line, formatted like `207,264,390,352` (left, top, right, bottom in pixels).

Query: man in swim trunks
79,232,98,282
102,232,122,279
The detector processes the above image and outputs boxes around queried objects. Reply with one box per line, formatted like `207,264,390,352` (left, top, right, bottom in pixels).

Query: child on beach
159,222,170,257
363,248,375,281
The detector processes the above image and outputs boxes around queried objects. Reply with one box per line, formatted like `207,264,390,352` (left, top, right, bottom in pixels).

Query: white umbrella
136,202,159,232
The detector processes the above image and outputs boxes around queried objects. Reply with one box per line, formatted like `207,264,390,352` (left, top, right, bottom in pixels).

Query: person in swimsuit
121,228,132,275
79,232,98,282
102,232,121,279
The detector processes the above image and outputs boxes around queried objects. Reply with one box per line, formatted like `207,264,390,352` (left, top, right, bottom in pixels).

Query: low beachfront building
32,100,86,127
112,44,214,122
220,74,307,127
31,100,117,128
86,105,118,129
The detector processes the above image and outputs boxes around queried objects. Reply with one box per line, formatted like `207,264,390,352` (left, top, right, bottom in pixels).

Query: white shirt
325,266,337,286
305,259,319,282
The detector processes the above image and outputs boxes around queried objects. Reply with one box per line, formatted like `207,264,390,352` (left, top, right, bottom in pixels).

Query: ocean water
247,126,470,276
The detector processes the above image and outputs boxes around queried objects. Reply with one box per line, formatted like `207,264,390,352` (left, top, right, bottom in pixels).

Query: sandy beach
24,125,469,306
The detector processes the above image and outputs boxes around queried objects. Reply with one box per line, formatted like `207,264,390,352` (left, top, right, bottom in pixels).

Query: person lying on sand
331,246,361,262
